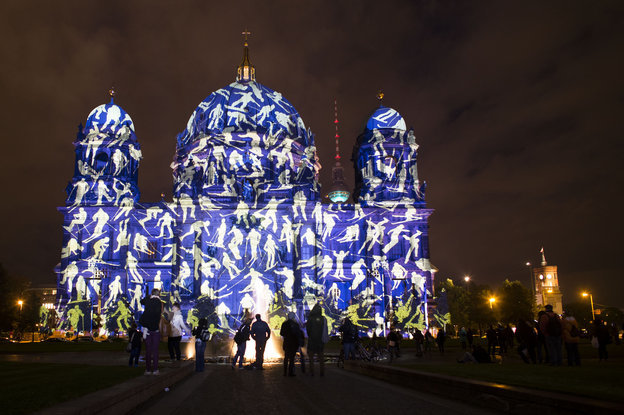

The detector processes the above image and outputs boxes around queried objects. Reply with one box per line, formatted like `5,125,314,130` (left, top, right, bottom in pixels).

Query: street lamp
17,299,23,311
582,292,595,321
489,297,496,310
464,275,471,283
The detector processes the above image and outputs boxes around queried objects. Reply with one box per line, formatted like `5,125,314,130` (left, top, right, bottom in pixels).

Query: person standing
192,318,209,372
424,329,434,353
535,312,549,364
306,304,328,376
339,318,358,360
139,288,163,375
250,314,271,369
466,328,474,348
515,318,537,364
594,318,611,361
387,326,400,362
168,303,190,361
458,327,467,351
561,311,580,366
128,322,142,367
232,318,251,369
486,325,497,356
436,328,446,355
280,312,301,376
539,304,562,366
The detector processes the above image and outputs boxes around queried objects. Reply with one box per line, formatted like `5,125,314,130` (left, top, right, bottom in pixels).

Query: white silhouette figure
93,237,110,261
96,180,113,205
114,219,129,253
319,255,333,280
138,206,163,229
404,230,422,263
391,262,407,290
153,270,163,290
215,218,227,247
359,218,389,254
240,293,255,311
104,275,122,308
228,227,244,260
129,284,143,311
235,201,250,227
292,191,307,220
61,262,79,294
350,259,367,290
334,251,349,280
84,209,110,243
247,228,262,264
322,212,338,240
65,207,87,231
61,237,82,258
275,268,295,298
126,252,143,284
112,149,128,175
337,224,360,244
215,302,231,329
263,235,278,270
383,224,407,254
70,179,90,207
222,252,241,279
75,275,88,300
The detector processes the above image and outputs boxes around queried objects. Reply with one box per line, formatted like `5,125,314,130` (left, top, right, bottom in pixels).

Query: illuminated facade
531,249,563,314
55,41,434,337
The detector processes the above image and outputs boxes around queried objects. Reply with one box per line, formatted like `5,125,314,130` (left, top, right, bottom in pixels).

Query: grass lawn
398,341,624,403
0,362,142,414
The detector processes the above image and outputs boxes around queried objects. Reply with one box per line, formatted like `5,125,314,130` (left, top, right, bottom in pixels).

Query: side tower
532,248,563,314
318,94,434,335
56,91,142,333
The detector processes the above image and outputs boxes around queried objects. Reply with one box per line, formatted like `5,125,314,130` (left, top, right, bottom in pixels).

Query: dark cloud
0,0,623,307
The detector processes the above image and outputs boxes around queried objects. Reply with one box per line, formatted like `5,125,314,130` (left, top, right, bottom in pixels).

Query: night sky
1,1,623,308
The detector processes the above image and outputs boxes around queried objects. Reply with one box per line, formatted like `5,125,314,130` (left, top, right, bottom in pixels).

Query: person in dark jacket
594,318,611,361
231,318,251,369
128,322,142,367
486,325,498,356
535,311,549,364
280,312,301,376
306,304,327,376
387,326,400,362
250,314,271,369
139,288,163,375
539,304,562,366
515,318,537,364
192,318,209,372
436,328,446,354
339,318,358,360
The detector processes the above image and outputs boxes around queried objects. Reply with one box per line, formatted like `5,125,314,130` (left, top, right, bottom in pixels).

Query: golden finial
109,86,116,98
376,90,384,102
242,29,251,46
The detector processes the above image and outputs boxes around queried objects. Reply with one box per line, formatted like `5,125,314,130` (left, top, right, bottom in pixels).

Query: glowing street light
582,292,595,321
17,300,23,311
489,297,496,309
464,276,471,283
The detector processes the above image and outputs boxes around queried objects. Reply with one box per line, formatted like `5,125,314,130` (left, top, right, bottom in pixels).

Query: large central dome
177,80,307,148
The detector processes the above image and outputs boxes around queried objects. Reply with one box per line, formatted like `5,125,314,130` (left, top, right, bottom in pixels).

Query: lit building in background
54,38,435,337
531,248,563,314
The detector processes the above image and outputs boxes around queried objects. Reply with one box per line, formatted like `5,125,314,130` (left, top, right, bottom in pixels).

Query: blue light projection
55,63,435,339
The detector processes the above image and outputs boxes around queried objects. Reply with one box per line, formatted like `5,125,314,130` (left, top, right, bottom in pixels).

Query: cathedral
55,40,435,338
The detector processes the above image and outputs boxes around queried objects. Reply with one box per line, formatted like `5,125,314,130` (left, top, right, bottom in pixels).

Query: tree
435,278,469,330
497,279,533,324
563,301,593,329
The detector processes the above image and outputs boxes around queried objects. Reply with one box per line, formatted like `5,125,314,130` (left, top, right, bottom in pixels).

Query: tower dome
365,106,406,131
84,96,135,138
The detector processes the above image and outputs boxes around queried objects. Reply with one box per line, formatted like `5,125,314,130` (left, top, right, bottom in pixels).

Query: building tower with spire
531,247,563,314
327,100,350,203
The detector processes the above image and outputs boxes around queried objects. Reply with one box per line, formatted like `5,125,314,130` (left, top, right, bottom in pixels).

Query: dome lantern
236,30,256,82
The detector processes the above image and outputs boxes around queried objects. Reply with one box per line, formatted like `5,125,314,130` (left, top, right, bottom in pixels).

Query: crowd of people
130,292,618,375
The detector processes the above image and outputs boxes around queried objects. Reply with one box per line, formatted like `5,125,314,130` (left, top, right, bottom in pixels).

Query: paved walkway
138,363,497,415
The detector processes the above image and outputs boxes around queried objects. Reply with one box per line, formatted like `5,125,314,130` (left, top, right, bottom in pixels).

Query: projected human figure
138,206,163,229
328,283,341,309
75,275,88,301
126,252,143,283
359,218,389,253
67,305,84,332
334,250,348,280
176,261,192,293
84,209,109,243
235,201,250,227
96,180,113,205
112,149,128,175
70,179,90,207
228,227,244,260
383,224,407,254
178,195,196,222
391,262,407,290
404,230,422,263
65,207,87,231
114,219,129,253
240,293,255,312
199,257,221,279
61,262,78,294
292,191,307,220
279,216,294,253
153,270,163,290
319,255,333,280
222,252,241,279
215,218,227,247
133,233,153,255
129,284,143,311
350,259,367,290
157,212,176,238
410,272,426,294
322,212,338,240
104,275,123,308
263,235,278,270
215,302,231,329
337,224,360,244
247,228,261,264
61,237,82,258
92,237,110,261
275,268,295,299
301,227,318,247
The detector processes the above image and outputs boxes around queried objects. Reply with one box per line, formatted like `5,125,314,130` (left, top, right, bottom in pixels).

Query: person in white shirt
168,303,190,361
